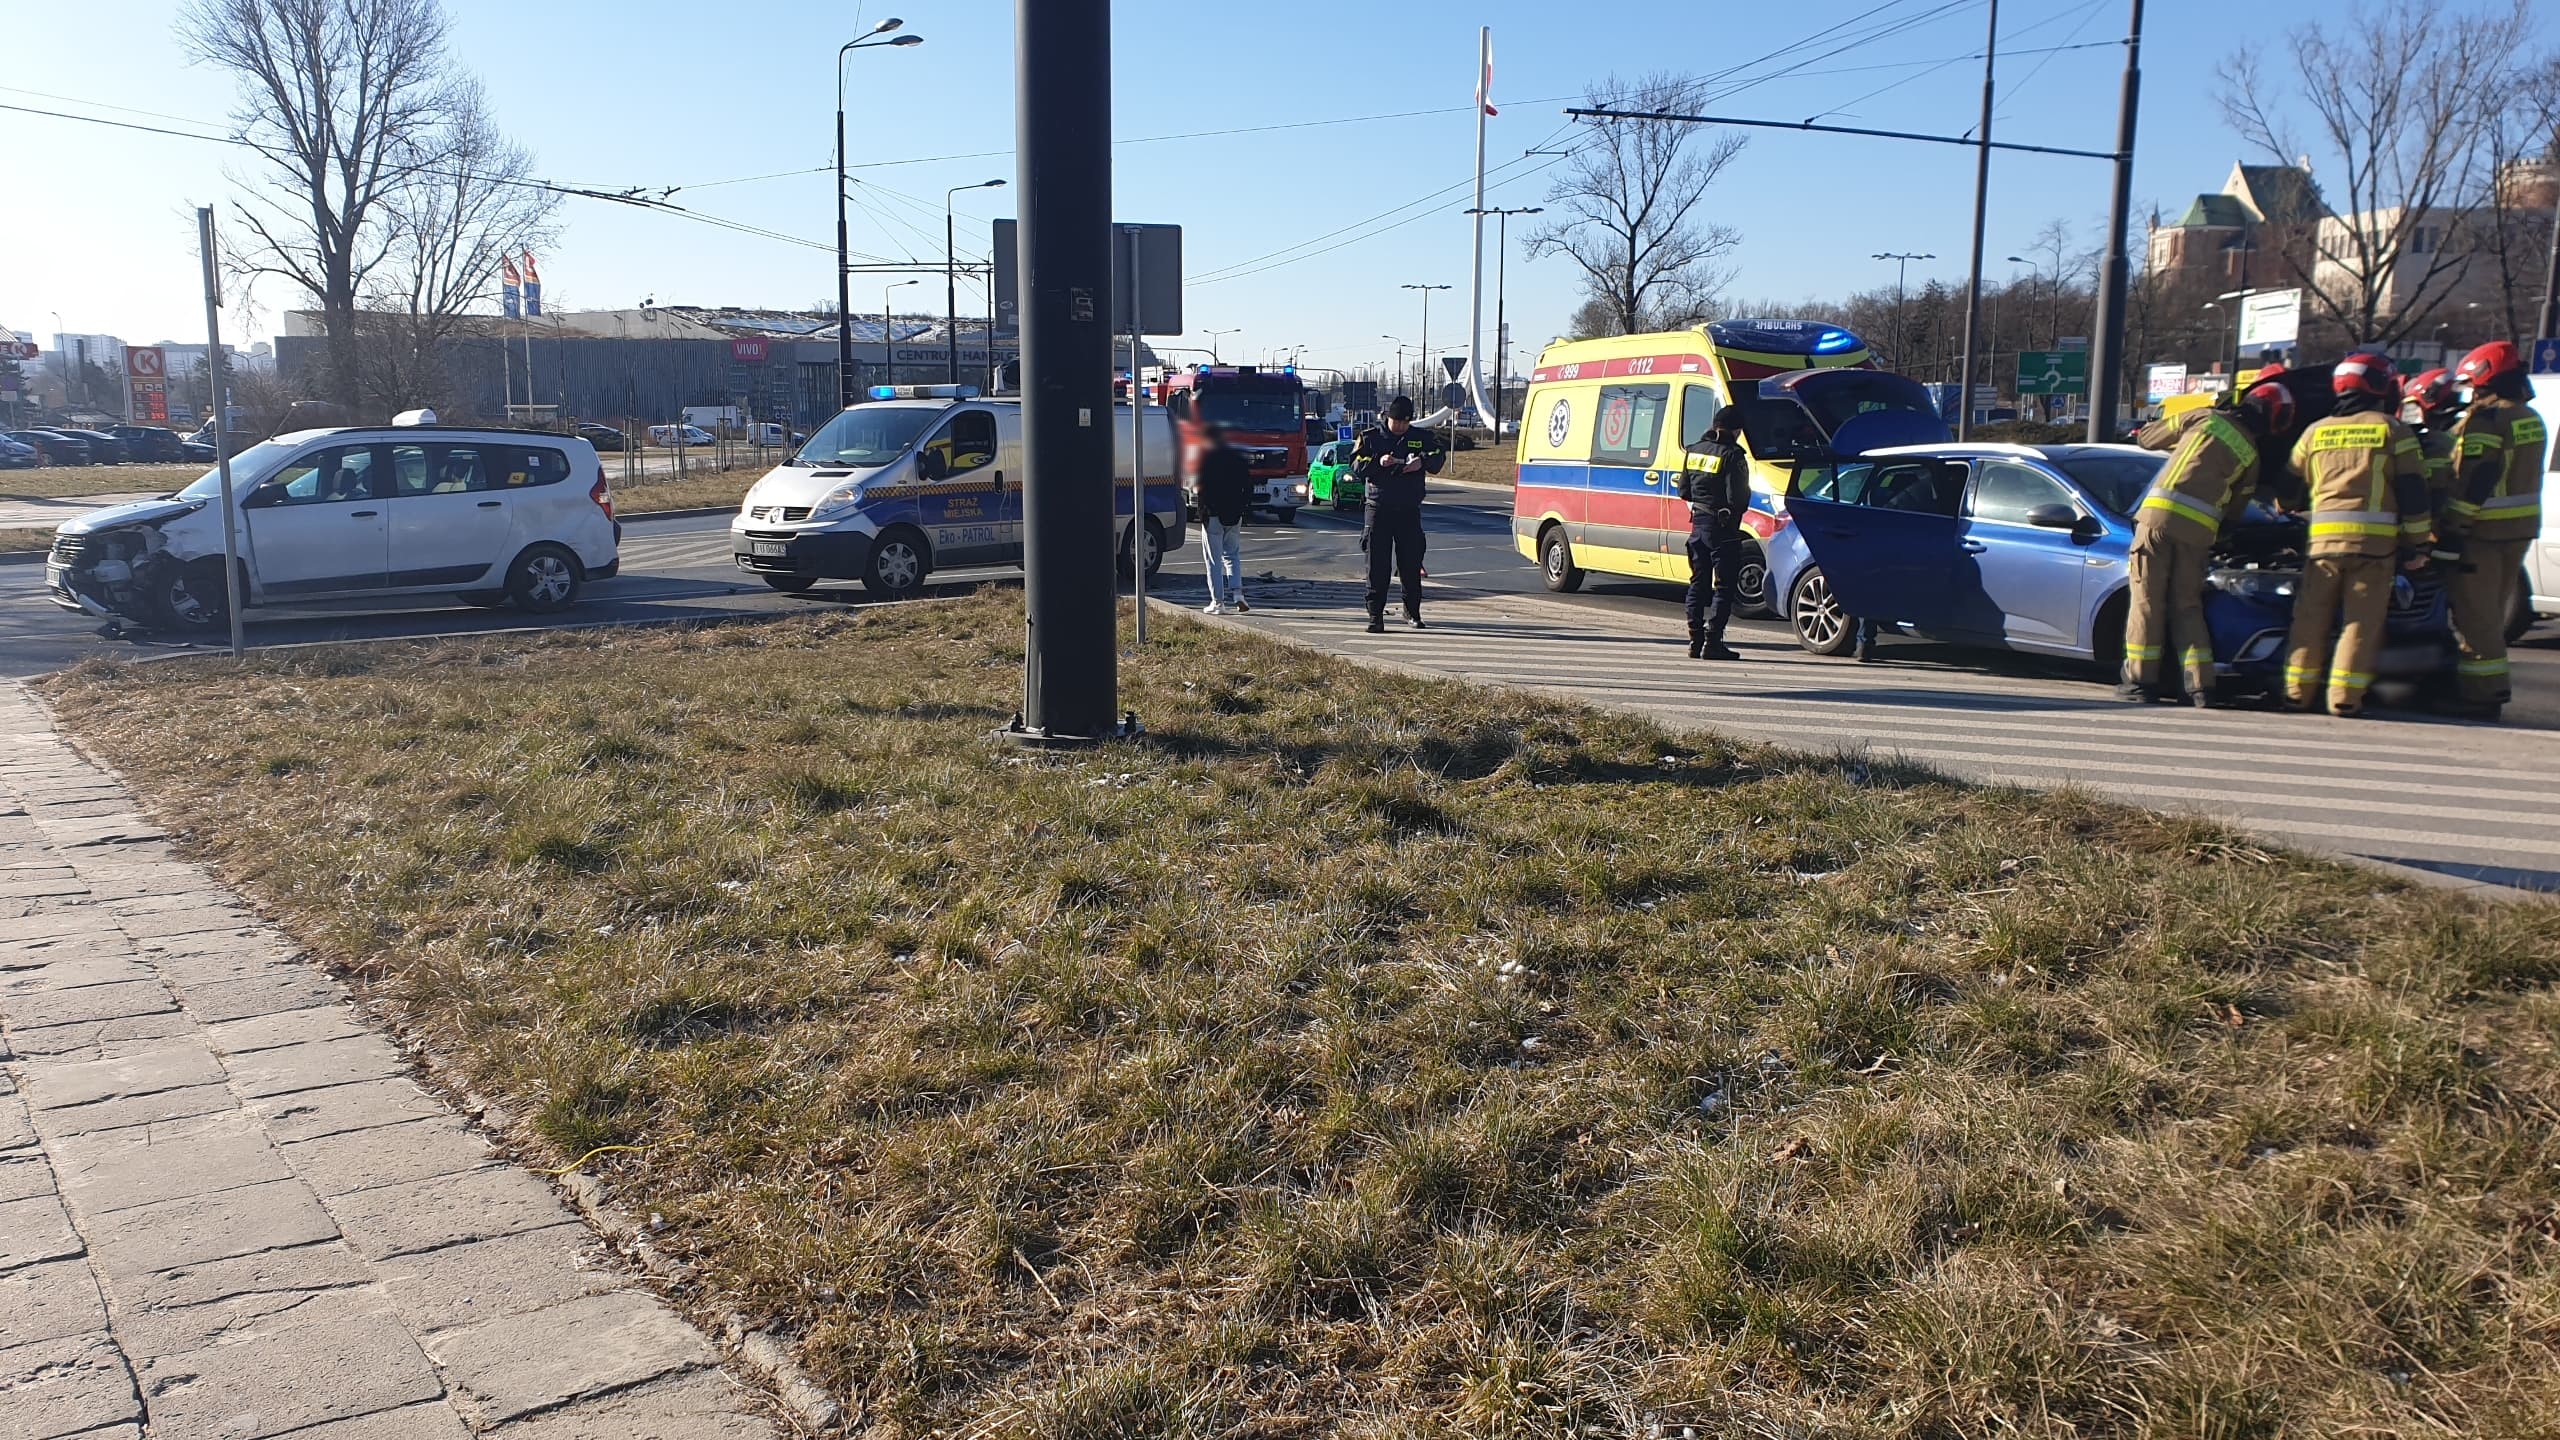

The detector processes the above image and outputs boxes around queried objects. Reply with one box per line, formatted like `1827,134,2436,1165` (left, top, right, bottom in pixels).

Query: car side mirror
2025,503,2079,530
916,449,947,482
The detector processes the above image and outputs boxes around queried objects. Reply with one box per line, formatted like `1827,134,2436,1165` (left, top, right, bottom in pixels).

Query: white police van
731,385,1185,597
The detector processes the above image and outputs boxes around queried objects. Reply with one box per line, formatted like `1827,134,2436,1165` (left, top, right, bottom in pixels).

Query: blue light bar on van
866,384,980,401
1813,329,1860,354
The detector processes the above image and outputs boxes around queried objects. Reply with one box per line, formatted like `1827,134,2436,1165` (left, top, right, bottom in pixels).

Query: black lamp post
1872,251,1934,369
1467,206,1541,435
882,278,919,389
946,179,1004,383
836,20,923,409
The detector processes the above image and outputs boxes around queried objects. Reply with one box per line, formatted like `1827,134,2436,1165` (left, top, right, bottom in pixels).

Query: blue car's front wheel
1790,566,1854,656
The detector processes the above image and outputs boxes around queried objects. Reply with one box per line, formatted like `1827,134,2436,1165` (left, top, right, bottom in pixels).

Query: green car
1308,440,1363,508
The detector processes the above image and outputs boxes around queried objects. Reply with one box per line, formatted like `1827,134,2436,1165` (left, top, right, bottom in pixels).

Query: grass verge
1,527,58,554
612,470,755,515
3,463,201,500
41,594,2560,1437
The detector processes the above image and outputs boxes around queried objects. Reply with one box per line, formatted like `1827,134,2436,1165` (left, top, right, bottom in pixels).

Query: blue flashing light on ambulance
731,384,1184,598
1509,319,1948,613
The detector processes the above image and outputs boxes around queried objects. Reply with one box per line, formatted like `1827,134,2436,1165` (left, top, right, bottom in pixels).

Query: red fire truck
1158,365,1311,523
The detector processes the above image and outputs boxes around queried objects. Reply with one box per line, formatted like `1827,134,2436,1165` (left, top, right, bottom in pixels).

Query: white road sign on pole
2237,289,2301,350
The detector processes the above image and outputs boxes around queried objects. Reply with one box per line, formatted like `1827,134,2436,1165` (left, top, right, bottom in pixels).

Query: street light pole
2005,254,2049,415
947,178,1004,383
1203,328,1237,363
1872,251,1934,369
2087,0,2143,440
1382,335,1408,400
1402,283,1449,405
836,20,923,410
1467,207,1541,436
882,278,919,389
1954,0,1998,440
1013,0,1120,742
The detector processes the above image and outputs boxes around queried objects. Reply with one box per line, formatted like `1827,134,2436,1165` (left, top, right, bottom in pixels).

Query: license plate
750,541,788,557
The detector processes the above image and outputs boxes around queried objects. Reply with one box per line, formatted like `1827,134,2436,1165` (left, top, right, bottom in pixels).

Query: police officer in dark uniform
1353,395,1446,632
1680,404,1751,660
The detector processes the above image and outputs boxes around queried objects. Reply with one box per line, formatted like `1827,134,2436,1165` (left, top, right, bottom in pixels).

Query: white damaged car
46,419,619,633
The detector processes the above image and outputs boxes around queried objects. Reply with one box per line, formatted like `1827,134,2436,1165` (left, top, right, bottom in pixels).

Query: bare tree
2216,0,2534,345
356,81,559,413
2470,57,2560,345
181,0,456,413
1530,75,1746,336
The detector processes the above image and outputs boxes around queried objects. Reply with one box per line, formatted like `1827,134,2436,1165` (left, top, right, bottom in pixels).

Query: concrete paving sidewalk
0,686,779,1437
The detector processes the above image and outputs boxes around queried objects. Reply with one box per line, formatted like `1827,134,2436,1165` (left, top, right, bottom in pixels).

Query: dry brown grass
0,527,58,554
611,470,756,515
1,463,201,499
41,594,2560,1438
1438,446,1515,487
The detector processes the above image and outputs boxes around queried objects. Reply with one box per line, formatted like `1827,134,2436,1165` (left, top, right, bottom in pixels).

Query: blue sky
6,1,2549,382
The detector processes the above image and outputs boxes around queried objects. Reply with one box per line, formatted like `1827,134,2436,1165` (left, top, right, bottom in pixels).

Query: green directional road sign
2015,349,2088,396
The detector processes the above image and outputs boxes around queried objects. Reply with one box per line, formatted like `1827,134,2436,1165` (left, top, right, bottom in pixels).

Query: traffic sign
2016,349,2088,396
1439,382,1465,408
1441,355,1467,380
2237,289,2301,350
2533,337,2560,375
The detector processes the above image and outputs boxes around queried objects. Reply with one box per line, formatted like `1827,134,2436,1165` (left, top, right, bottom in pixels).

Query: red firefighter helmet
2401,367,2454,415
2239,378,2295,433
2453,339,2524,392
2330,349,2398,401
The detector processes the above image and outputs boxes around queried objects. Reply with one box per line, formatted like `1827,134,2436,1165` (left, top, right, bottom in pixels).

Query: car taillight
590,468,614,520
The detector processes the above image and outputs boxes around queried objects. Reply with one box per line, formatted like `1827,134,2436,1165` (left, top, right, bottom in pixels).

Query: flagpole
1462,26,1495,422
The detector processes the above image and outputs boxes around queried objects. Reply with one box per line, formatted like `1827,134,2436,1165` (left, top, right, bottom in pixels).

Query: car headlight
2208,568,2295,604
808,483,864,520
1291,482,1309,496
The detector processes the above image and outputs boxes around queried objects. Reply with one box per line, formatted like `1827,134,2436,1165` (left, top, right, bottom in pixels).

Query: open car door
1785,454,1971,631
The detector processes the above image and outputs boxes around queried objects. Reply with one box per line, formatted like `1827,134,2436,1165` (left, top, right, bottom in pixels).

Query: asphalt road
6,485,2555,720
5,486,2556,892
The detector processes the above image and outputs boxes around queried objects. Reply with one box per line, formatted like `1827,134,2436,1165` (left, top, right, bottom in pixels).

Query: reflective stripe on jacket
2134,408,2258,546
2447,397,2547,543
2288,413,2427,559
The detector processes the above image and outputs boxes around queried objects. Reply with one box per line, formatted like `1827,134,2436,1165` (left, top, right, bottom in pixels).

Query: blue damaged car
1777,442,2456,698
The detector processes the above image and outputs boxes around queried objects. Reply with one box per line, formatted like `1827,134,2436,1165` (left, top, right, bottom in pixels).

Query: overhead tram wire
0,99,867,259
1188,10,1985,291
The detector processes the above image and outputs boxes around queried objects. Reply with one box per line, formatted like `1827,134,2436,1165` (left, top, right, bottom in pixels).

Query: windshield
173,440,302,499
2050,450,2164,519
1198,391,1303,434
793,406,943,468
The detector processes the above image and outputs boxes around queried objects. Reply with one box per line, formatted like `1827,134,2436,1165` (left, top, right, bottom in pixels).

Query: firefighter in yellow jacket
2438,340,2548,720
2283,350,2434,718
2400,367,2460,524
2117,376,2294,705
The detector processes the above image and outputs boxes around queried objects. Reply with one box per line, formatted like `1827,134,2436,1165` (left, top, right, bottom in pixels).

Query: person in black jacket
1680,404,1751,660
1353,395,1446,632
1192,421,1255,614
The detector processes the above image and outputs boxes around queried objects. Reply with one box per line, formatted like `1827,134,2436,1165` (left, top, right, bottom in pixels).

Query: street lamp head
872,17,903,33
981,178,1006,189
886,33,921,45
2005,255,2029,265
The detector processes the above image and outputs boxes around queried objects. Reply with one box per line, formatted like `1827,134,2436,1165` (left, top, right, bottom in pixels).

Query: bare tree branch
1530,74,1747,336
181,0,458,414
2214,0,2535,345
